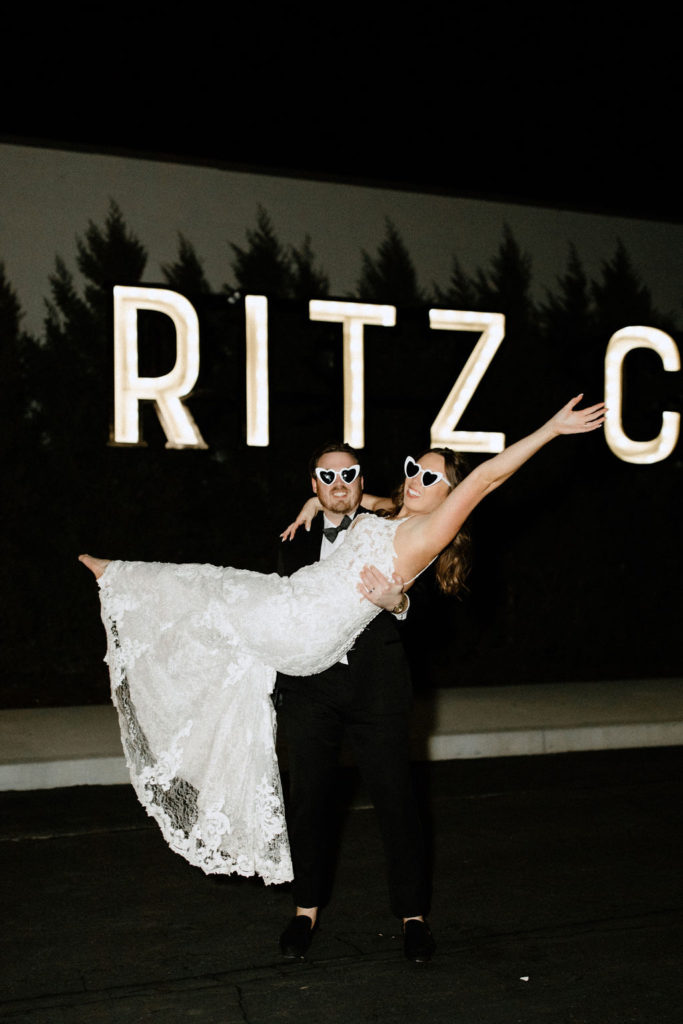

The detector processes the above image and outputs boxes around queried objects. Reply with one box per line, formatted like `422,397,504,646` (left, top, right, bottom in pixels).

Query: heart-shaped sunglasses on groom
314,465,361,486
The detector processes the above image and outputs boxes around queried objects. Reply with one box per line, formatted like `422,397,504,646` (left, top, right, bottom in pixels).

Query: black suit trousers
278,668,429,919
275,511,429,918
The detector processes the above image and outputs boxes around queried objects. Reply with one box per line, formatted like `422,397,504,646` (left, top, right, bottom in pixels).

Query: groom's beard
322,496,358,516
319,487,361,517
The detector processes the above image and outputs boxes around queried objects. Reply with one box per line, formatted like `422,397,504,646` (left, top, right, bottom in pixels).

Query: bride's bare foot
78,554,110,580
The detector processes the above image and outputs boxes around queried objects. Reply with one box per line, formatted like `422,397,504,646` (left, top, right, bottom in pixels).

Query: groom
275,442,435,964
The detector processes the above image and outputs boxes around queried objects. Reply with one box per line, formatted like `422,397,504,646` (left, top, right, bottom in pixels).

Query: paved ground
1,747,682,1023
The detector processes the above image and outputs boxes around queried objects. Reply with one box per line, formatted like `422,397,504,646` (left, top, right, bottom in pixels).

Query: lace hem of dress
104,611,293,886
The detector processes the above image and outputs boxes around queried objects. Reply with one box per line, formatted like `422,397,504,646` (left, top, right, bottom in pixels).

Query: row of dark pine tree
1,202,680,707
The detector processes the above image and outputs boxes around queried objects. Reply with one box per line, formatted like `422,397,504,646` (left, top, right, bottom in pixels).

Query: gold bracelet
390,594,408,615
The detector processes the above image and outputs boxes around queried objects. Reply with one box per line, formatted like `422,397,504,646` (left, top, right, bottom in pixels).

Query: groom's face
312,452,363,519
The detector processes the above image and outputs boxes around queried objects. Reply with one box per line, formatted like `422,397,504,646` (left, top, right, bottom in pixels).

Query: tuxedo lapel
299,517,324,569
278,516,323,575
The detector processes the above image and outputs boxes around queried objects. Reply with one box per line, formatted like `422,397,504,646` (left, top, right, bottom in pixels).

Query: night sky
3,12,680,223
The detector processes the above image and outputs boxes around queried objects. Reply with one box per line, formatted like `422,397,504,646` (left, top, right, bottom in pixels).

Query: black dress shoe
279,915,316,958
403,919,435,963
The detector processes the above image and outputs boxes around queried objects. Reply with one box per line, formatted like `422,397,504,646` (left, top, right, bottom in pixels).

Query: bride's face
312,452,364,518
402,452,450,515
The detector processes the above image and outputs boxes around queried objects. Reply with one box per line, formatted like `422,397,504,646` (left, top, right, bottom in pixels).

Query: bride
80,396,604,884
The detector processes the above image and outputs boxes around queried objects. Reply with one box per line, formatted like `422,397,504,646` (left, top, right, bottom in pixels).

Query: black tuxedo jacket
275,508,413,714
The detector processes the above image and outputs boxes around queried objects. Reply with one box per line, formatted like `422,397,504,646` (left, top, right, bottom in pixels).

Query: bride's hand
280,497,323,541
549,395,606,435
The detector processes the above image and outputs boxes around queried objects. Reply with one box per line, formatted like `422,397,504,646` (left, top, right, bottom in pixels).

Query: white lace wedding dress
97,514,405,885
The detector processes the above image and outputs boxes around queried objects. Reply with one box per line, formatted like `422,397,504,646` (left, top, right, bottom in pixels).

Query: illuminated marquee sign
112,286,681,463
309,299,396,448
604,326,680,464
428,309,506,453
113,286,207,448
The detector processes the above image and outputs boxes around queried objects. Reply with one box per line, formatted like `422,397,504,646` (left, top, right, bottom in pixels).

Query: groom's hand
357,566,408,616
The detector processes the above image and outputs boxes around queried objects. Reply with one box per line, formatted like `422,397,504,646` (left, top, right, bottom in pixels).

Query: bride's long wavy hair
381,447,472,596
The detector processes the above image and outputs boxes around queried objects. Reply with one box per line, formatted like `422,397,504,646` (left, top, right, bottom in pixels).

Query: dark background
2,9,682,223
1,12,681,707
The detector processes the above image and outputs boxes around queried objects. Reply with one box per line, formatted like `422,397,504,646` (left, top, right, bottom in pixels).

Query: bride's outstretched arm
455,394,605,500
396,395,606,572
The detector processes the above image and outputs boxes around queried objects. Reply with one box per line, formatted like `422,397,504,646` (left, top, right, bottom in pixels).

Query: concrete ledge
0,705,129,791
1,679,681,791
410,678,683,760
0,757,130,792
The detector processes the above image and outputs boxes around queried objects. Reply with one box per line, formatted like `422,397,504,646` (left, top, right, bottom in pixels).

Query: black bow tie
323,515,352,543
